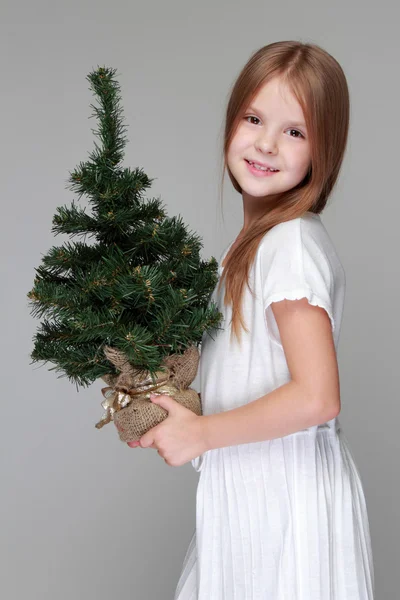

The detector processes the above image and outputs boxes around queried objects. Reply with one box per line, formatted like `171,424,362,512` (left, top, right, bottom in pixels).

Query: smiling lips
246,159,279,171
245,159,280,175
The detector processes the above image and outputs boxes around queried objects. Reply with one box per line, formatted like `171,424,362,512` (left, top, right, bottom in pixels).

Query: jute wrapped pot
95,344,202,442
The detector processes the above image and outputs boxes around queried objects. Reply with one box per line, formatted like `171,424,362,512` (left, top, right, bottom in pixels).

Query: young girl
134,40,375,598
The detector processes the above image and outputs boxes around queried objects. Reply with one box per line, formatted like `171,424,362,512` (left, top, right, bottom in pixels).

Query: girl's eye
244,116,305,139
244,115,260,125
287,128,305,139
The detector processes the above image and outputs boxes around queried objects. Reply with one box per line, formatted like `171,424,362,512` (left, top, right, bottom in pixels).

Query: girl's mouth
245,159,280,177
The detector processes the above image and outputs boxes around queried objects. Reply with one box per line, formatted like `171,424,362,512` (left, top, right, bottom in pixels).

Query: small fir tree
27,66,223,391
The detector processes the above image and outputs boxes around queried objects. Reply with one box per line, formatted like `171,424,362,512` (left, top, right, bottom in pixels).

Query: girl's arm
201,297,340,450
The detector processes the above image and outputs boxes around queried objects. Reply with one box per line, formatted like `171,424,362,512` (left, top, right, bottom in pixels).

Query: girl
133,40,375,599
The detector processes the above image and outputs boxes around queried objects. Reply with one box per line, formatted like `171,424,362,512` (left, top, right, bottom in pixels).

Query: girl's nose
256,139,278,154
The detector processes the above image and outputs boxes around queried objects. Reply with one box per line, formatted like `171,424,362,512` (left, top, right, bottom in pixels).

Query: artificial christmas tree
27,65,223,442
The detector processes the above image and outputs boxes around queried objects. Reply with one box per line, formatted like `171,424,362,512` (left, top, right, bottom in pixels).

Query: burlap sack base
112,387,201,442
100,344,202,443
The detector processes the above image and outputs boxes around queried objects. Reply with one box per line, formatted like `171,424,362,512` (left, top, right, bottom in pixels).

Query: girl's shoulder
259,212,323,248
257,212,345,293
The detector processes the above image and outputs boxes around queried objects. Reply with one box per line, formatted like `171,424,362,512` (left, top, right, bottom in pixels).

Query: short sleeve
260,219,335,347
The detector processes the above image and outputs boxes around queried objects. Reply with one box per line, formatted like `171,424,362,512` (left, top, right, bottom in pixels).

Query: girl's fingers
116,424,140,447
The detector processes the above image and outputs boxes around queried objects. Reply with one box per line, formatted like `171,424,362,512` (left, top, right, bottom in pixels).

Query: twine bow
95,368,175,429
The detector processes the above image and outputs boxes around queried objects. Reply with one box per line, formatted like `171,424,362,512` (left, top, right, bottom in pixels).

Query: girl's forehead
253,78,296,106
248,78,305,121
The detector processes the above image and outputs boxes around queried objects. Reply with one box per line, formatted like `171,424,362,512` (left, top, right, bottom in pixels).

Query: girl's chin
241,189,276,200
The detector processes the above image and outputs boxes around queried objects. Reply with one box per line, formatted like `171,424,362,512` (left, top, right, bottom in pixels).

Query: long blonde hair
218,40,350,345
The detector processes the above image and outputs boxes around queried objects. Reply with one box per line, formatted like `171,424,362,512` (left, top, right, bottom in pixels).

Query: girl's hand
127,393,207,467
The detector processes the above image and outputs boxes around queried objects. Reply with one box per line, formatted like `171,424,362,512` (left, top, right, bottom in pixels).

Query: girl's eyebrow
247,105,306,129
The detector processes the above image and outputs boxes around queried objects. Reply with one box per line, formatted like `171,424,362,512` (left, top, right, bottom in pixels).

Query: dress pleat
174,422,374,600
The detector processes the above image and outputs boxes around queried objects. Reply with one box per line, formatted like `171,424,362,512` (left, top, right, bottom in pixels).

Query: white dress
173,212,375,600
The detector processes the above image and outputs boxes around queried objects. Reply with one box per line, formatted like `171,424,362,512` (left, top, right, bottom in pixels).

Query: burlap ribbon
95,344,202,442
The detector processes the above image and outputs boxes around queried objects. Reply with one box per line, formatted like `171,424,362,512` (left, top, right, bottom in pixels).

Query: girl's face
226,76,311,205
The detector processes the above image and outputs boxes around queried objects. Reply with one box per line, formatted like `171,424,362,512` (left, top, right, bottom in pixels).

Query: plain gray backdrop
1,1,398,598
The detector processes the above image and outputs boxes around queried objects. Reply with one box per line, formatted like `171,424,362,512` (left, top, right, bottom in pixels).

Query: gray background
1,1,398,598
